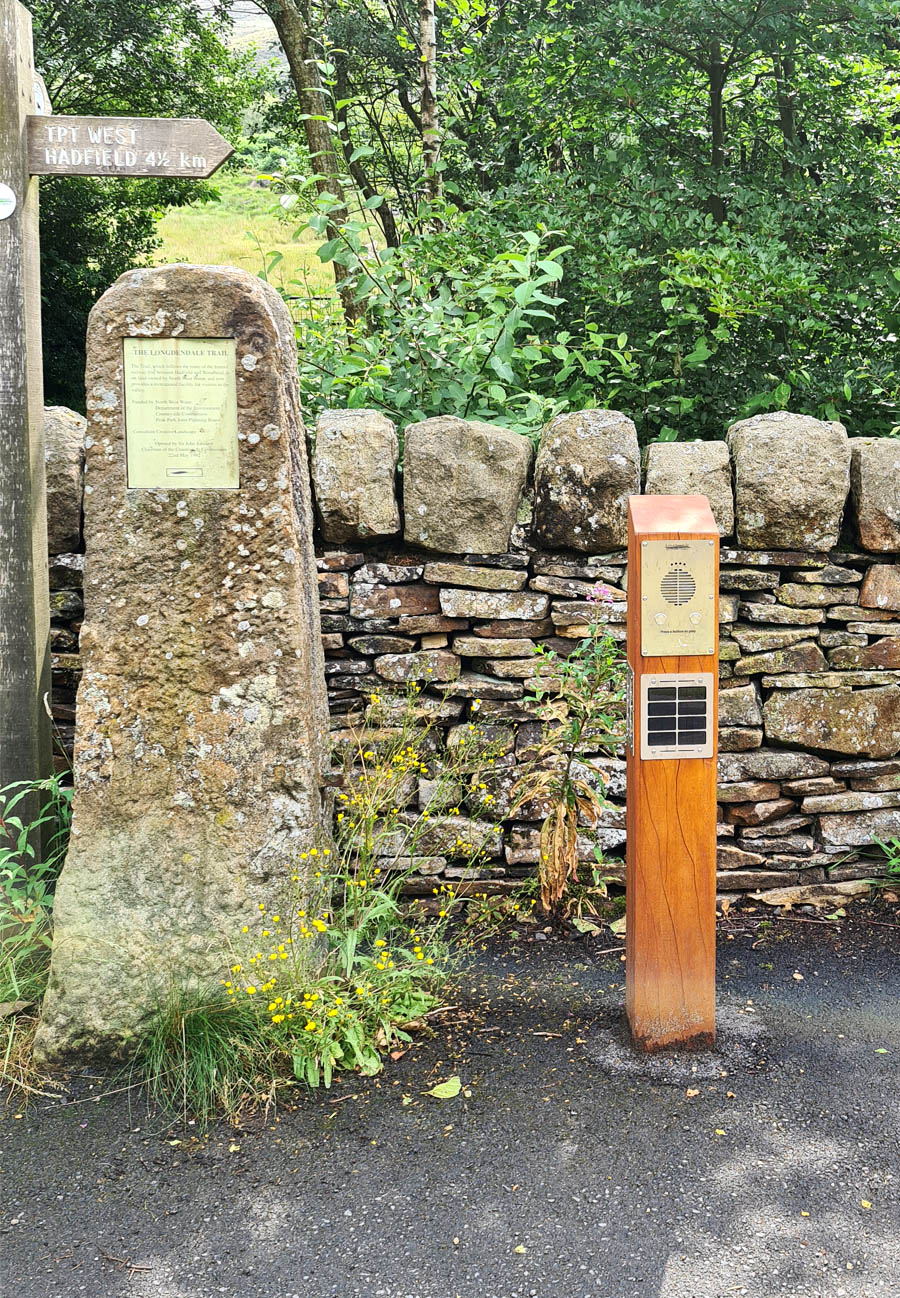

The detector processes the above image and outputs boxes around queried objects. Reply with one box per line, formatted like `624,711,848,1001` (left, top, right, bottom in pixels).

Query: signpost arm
0,0,52,790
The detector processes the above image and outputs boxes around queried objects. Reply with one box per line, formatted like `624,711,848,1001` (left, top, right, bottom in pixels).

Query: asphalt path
3,908,900,1298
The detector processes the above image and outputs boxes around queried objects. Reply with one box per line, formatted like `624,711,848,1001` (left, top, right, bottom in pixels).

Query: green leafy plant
513,585,626,914
0,775,73,1098
278,181,575,437
873,837,900,878
0,776,72,919
230,859,453,1091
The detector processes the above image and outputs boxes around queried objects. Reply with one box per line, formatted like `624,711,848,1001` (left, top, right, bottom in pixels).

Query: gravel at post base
3,908,900,1298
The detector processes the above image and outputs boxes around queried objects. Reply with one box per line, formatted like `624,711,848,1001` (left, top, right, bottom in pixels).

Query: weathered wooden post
0,0,232,788
0,0,51,789
625,495,718,1050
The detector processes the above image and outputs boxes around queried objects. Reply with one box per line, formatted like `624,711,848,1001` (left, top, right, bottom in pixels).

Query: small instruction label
0,183,17,221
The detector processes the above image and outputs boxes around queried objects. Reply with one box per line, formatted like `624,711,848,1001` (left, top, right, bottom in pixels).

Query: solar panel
640,673,714,759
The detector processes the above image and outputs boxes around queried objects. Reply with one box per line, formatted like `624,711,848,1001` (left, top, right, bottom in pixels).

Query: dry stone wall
47,403,900,899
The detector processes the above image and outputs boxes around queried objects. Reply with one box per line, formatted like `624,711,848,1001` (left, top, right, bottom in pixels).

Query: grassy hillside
155,172,335,300
197,1,283,61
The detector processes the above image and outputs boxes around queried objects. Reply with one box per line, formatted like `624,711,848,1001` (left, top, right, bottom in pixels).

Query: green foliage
232,860,452,1092
514,585,627,913
438,0,900,438
874,837,900,878
232,132,311,176
276,0,900,439
0,775,72,919
26,0,260,408
280,184,574,434
0,775,72,1097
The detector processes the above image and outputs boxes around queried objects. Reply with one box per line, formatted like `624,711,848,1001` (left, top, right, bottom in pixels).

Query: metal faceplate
640,538,716,657
640,672,714,760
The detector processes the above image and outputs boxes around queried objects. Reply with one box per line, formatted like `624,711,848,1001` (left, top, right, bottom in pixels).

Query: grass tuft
133,985,273,1128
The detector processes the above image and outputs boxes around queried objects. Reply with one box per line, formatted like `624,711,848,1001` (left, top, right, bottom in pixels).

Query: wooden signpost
0,0,232,790
625,495,719,1051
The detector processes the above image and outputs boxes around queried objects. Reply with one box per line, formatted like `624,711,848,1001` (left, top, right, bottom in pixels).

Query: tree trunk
708,39,726,225
419,0,441,202
263,0,359,318
335,56,400,247
773,47,796,180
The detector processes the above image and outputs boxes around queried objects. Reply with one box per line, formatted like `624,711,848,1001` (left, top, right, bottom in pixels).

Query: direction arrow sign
27,115,233,178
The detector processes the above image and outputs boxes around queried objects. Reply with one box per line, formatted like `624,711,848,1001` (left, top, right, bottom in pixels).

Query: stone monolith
35,265,329,1063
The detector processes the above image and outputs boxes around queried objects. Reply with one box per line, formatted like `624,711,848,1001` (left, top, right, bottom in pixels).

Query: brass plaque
123,338,239,489
640,538,716,657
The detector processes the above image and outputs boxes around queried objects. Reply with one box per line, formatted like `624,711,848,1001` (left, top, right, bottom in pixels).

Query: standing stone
35,266,329,1063
44,405,86,553
532,409,640,551
403,416,532,554
850,438,900,552
727,412,850,550
643,441,734,536
311,409,400,542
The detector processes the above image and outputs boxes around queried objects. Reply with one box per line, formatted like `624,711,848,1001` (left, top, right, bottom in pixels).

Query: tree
252,0,362,316
426,0,900,438
419,0,440,200
244,0,900,439
27,0,258,408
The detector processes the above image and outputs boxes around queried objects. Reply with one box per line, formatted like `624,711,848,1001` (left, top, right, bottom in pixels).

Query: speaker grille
660,563,696,606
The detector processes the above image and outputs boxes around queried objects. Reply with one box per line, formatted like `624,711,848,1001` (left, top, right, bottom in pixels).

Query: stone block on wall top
643,440,734,536
403,416,532,554
311,408,400,542
532,409,640,551
849,438,900,551
44,405,86,553
727,412,850,550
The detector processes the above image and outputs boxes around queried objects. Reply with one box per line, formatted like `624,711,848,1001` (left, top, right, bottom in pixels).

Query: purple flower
587,581,614,605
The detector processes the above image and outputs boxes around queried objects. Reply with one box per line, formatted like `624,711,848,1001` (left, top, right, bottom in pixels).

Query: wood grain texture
626,495,718,1050
27,115,232,177
0,0,51,789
